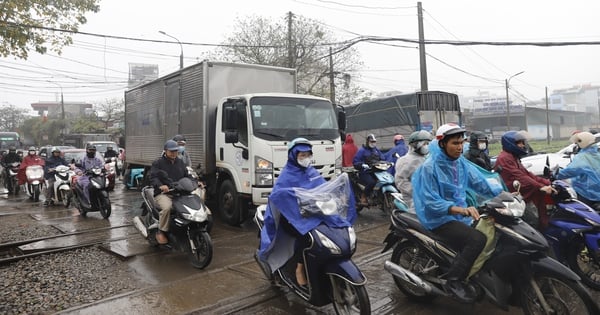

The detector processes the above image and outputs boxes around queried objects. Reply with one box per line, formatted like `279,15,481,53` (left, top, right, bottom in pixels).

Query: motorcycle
124,167,144,191
103,157,117,191
23,164,44,201
253,173,371,315
46,164,74,207
382,187,600,314
542,167,600,290
72,166,112,219
3,161,20,195
344,160,402,214
132,175,213,269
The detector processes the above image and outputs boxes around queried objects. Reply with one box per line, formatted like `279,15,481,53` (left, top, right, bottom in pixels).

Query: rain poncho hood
556,146,600,201
342,134,358,167
412,139,503,230
258,145,357,271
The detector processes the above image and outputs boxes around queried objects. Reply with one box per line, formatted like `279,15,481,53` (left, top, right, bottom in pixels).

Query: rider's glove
361,163,369,170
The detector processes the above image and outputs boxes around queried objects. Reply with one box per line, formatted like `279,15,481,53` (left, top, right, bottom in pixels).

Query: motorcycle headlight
92,180,102,189
348,226,357,252
315,230,341,255
181,205,208,222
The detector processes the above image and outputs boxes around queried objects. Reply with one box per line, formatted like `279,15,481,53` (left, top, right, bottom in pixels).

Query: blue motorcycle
254,173,371,314
124,167,144,190
544,177,600,290
345,160,402,214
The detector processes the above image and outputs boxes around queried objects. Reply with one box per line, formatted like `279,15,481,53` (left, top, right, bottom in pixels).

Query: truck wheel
219,180,243,226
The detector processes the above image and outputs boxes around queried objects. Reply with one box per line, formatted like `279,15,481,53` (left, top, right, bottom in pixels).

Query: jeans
433,220,486,280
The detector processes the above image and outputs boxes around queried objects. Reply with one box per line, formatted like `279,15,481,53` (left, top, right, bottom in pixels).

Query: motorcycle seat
391,210,453,245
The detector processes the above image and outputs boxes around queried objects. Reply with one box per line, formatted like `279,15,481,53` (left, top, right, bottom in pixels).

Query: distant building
128,63,159,88
30,101,93,119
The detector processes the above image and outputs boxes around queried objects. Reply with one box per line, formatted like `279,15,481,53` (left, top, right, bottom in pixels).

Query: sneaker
155,230,168,244
443,279,476,303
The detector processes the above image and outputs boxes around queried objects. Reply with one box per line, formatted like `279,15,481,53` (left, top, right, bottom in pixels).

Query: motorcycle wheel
33,185,40,202
99,196,112,219
189,230,213,269
520,273,600,315
566,240,600,290
330,275,371,315
390,241,438,303
61,191,72,208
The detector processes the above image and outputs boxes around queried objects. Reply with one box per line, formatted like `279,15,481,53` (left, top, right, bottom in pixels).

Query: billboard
128,63,159,88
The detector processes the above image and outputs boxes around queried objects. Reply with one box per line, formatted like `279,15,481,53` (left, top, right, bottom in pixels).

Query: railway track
0,223,135,264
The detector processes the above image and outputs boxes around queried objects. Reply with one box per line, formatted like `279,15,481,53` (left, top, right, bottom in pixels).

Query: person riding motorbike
18,147,45,186
43,147,69,206
259,138,331,288
555,131,600,210
494,131,555,230
384,134,408,176
103,145,120,177
150,139,196,245
2,146,21,184
352,134,385,206
75,145,105,205
394,130,432,211
173,134,192,167
464,131,493,171
412,123,503,303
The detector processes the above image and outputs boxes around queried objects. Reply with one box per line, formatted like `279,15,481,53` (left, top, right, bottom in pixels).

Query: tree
95,98,124,130
0,104,28,131
213,13,371,105
0,0,100,59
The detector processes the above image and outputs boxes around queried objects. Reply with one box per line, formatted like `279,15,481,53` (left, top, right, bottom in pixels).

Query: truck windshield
250,96,339,141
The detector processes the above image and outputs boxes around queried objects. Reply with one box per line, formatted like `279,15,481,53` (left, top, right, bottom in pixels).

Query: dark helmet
8,146,16,152
173,134,186,144
163,139,179,151
435,123,466,143
86,145,97,151
365,134,377,146
469,131,488,147
501,131,528,157
408,130,432,146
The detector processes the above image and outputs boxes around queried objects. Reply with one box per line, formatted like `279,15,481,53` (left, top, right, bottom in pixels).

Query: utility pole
287,11,294,69
329,47,335,105
546,87,550,145
505,71,524,131
417,2,428,91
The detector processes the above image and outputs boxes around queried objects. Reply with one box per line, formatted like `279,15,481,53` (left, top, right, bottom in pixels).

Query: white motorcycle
46,164,74,207
23,164,45,201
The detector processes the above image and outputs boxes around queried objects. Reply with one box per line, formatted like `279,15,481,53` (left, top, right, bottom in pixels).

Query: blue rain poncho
556,146,600,202
258,145,357,272
412,139,504,230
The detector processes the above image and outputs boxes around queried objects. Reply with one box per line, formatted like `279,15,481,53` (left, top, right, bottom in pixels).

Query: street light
505,71,524,131
47,81,65,120
159,30,183,69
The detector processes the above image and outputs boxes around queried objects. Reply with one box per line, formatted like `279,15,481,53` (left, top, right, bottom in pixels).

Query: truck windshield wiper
255,130,285,139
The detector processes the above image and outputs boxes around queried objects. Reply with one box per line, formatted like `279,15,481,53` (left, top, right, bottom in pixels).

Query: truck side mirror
223,106,238,131
225,131,239,144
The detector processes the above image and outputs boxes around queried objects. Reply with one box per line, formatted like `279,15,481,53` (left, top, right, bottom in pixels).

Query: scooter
72,166,112,219
124,167,144,191
103,157,117,191
22,164,44,201
46,164,74,207
382,187,599,314
3,161,20,195
253,173,371,315
542,167,600,290
133,175,213,269
344,160,401,213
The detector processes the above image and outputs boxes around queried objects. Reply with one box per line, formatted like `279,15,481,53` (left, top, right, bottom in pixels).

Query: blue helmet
501,131,528,157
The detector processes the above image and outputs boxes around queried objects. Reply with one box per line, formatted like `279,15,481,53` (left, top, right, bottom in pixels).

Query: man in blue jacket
352,134,385,205
412,123,503,303
43,147,69,206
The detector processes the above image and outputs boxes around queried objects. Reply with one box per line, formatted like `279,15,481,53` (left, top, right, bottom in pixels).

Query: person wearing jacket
43,147,69,206
173,134,192,167
464,131,493,171
555,131,600,210
149,140,196,245
394,130,432,211
385,134,408,176
412,123,503,303
342,134,358,167
2,146,21,186
75,145,105,207
494,131,554,230
18,147,45,186
352,134,385,205
259,138,342,288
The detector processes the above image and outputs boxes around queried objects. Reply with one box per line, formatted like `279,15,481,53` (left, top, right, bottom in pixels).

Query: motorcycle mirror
512,180,521,193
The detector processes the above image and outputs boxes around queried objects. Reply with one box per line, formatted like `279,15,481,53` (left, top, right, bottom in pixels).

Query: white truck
124,61,345,225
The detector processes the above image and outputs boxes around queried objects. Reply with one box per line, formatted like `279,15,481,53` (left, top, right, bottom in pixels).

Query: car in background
84,141,119,157
39,145,76,158
520,134,600,175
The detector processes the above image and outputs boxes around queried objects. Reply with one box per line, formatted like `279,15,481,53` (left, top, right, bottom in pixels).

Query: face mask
178,146,185,153
297,157,312,168
28,151,35,156
417,142,429,155
368,143,376,149
87,152,95,158
478,143,487,151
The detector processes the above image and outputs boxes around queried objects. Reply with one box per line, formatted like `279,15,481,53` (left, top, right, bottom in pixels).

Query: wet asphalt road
1,181,597,314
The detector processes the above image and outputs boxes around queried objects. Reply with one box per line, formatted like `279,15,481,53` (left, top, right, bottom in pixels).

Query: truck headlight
255,156,273,186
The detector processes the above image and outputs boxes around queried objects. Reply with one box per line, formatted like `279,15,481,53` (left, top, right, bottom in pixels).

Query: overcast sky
1,0,599,114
